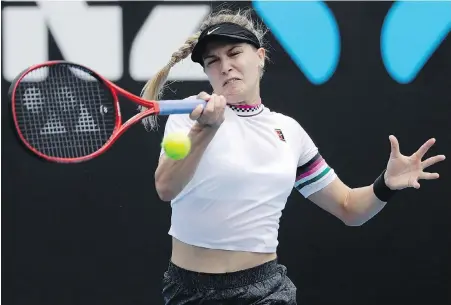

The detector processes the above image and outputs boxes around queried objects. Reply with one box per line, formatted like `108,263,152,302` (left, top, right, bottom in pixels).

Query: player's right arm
155,93,226,202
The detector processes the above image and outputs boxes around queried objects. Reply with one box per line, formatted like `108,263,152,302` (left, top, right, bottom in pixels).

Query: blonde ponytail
139,33,200,131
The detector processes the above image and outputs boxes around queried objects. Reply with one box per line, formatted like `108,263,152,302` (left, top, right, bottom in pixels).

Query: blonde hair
139,8,269,131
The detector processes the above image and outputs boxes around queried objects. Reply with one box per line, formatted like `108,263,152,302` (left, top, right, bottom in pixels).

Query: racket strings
14,64,116,159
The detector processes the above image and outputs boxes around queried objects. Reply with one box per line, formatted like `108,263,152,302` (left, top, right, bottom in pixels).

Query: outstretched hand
384,135,446,190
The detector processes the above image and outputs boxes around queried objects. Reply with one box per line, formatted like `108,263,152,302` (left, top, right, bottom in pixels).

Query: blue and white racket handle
158,99,207,115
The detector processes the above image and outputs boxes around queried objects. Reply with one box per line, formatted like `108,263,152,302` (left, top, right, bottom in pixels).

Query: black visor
191,22,261,66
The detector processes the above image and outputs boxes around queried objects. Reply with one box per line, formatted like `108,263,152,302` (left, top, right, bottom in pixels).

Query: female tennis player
139,8,446,304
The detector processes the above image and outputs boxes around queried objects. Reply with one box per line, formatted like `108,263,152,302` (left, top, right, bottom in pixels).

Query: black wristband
373,169,397,202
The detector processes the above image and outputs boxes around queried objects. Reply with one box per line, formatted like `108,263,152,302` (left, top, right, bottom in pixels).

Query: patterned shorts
162,259,297,304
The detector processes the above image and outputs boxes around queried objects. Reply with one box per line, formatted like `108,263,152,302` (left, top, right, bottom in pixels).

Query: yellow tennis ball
161,132,191,160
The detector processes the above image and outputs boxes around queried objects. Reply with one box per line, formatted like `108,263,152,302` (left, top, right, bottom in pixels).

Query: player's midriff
171,237,277,273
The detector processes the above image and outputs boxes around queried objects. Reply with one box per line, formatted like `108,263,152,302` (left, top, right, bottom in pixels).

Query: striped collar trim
228,103,264,117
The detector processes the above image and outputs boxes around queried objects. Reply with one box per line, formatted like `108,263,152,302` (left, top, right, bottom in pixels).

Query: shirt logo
275,129,286,142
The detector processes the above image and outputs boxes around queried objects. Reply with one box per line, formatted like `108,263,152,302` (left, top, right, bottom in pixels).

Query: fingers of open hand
409,169,440,190
419,171,440,180
389,135,401,158
408,176,421,189
414,138,436,160
421,154,446,169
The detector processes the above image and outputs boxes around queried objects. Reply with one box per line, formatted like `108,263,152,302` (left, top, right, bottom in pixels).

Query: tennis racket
9,60,206,163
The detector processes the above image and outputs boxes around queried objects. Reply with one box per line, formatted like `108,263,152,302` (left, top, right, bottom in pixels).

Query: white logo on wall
2,1,210,82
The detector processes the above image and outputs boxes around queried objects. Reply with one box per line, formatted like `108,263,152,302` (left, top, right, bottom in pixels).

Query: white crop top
159,100,337,253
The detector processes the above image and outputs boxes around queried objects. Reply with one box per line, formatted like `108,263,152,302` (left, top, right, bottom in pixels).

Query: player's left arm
293,124,445,226
307,175,386,226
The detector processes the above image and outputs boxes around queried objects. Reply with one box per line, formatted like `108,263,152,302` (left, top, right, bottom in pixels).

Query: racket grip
158,99,207,115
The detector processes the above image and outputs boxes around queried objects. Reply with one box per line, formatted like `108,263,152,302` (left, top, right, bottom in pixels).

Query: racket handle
158,99,207,115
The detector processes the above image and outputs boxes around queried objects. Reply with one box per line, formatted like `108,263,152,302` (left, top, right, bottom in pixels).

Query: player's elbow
155,162,176,202
155,181,177,202
155,174,181,202
341,202,370,226
154,157,187,202
341,214,366,226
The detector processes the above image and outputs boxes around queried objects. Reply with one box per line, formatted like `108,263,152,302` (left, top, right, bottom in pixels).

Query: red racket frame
10,61,162,163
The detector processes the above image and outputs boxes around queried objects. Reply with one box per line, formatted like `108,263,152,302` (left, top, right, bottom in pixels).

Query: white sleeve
158,96,197,157
293,121,337,198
